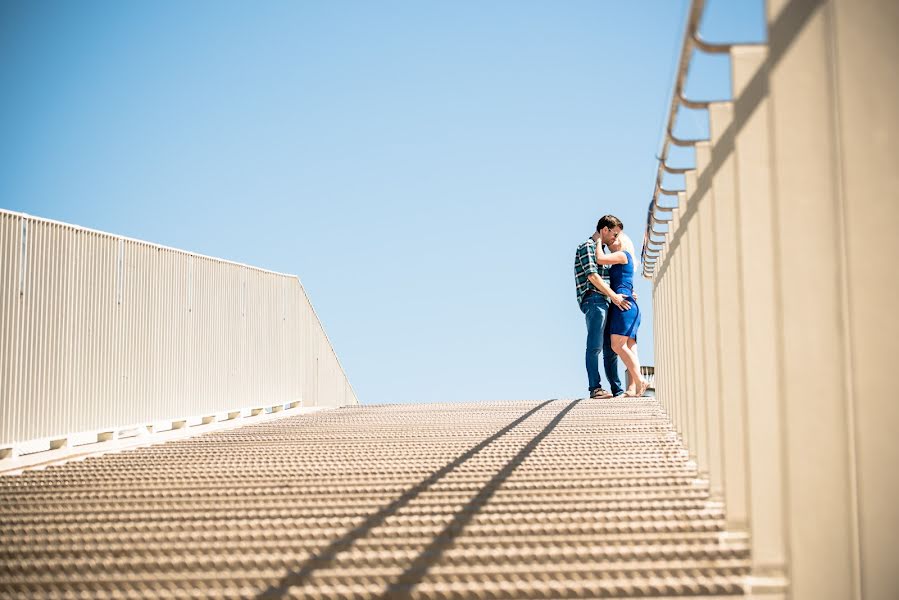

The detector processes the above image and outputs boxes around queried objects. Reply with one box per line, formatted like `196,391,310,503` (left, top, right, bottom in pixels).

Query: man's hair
596,215,623,232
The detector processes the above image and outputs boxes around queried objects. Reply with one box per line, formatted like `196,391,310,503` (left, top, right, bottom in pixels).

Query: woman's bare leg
611,334,643,395
625,338,649,396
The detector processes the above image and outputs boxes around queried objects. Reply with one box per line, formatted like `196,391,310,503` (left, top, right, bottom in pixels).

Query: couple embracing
574,214,649,399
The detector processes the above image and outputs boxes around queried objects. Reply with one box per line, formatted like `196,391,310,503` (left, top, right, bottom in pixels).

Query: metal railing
642,0,897,598
640,0,754,277
0,209,358,452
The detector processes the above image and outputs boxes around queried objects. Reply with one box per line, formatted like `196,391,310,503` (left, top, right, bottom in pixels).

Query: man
574,215,631,399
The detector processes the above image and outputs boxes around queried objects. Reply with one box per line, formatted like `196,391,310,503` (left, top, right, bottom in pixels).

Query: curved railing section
640,0,744,278
642,0,897,598
0,209,358,452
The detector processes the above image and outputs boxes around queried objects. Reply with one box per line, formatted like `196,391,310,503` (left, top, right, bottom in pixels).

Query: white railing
0,209,357,452
642,0,897,598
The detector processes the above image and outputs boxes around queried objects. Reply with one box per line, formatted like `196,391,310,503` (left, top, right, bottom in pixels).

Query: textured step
0,398,746,598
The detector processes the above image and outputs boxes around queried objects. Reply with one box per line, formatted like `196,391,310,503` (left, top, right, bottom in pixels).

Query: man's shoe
590,387,612,399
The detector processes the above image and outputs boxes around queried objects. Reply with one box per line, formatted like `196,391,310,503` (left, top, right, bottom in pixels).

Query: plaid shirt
574,238,610,305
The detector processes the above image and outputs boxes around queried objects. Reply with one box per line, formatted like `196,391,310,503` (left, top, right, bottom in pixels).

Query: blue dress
608,250,641,341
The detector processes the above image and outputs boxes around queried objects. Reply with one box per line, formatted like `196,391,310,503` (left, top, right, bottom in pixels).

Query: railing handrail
0,207,296,280
640,0,746,278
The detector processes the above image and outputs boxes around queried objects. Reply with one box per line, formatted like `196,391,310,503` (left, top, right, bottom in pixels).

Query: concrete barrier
641,0,899,597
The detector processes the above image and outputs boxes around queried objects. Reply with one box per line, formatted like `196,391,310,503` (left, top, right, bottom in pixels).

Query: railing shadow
257,399,557,599
380,399,582,599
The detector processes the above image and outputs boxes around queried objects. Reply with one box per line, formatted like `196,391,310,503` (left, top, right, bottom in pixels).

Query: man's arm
578,243,631,310
587,273,632,310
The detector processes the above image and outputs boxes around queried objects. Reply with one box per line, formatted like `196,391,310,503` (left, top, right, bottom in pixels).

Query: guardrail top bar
640,0,735,278
0,208,296,280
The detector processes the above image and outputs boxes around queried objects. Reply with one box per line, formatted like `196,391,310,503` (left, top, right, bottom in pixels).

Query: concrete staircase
0,398,748,598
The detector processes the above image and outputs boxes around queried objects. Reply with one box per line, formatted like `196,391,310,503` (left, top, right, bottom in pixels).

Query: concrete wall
647,0,898,597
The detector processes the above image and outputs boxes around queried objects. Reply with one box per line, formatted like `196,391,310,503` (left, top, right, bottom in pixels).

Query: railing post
665,272,675,422
729,44,789,593
764,0,894,596
672,202,688,450
707,98,750,532
662,273,671,417
654,273,664,411
651,282,661,405
694,140,723,502
826,1,899,595
685,148,711,481
665,207,681,439
674,235,690,451
662,256,674,432
682,171,704,469
660,274,671,419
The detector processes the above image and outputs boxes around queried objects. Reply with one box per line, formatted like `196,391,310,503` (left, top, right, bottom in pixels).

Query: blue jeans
580,293,622,395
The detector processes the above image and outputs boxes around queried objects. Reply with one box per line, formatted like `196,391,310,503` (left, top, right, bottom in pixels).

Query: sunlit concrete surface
0,406,330,478
0,398,747,599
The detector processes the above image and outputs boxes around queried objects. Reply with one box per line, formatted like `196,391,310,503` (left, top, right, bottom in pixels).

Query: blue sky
0,1,765,404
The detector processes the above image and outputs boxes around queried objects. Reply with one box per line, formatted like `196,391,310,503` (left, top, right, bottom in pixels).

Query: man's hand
632,291,638,301
612,293,632,311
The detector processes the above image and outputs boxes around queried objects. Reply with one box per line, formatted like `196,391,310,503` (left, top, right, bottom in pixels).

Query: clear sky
0,1,765,404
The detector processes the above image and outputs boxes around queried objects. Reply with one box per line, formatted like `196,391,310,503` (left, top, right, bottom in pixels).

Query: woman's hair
617,232,640,271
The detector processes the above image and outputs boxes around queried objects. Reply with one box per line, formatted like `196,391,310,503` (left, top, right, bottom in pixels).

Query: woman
595,232,649,396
